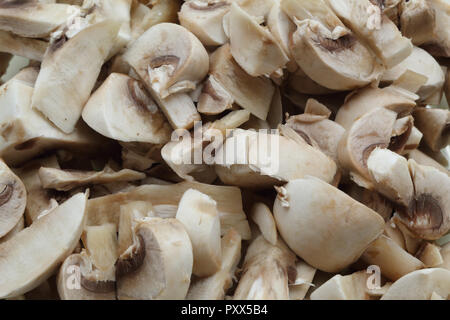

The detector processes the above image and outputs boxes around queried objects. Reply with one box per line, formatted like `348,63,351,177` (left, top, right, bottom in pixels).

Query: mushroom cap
273,177,385,272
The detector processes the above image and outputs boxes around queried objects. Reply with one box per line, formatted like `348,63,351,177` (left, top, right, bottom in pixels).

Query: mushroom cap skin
0,158,26,238
290,19,383,91
116,218,193,300
399,0,436,46
396,160,450,240
123,22,209,99
32,20,121,134
420,0,450,57
82,73,172,144
413,107,450,152
381,268,450,300
273,177,385,273
0,192,87,299
407,149,449,176
178,1,230,46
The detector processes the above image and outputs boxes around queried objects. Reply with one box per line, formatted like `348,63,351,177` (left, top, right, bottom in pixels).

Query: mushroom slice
344,183,393,221
382,47,445,103
290,19,383,91
209,44,275,120
0,159,26,237
420,0,450,57
0,31,47,61
416,242,444,267
289,260,316,300
86,181,252,240
0,192,87,299
197,75,234,115
338,108,398,182
367,148,414,207
273,177,385,272
0,215,23,244
407,149,449,176
187,228,241,300
230,0,276,19
0,2,77,38
285,108,346,163
381,268,450,300
310,271,371,300
38,166,145,192
82,73,172,144
250,202,277,246
0,78,108,166
327,0,412,68
233,235,296,300
176,189,221,277
287,68,336,95
413,107,450,152
116,218,193,300
335,86,417,130
123,22,209,99
396,160,450,240
178,0,229,46
32,20,120,134
214,129,338,188
228,3,288,77
362,235,424,281
57,253,115,300
399,0,435,46
401,127,423,155
155,92,201,130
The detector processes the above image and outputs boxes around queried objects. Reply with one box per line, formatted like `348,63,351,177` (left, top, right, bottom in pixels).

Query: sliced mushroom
335,86,417,130
273,177,385,272
362,235,424,281
367,148,414,207
233,234,296,300
38,166,145,191
419,0,450,57
0,215,23,244
0,78,108,166
399,0,435,46
413,107,449,152
178,0,229,46
401,126,423,155
116,218,193,300
57,253,115,300
289,260,316,300
416,242,444,267
187,228,241,300
290,18,383,91
86,181,252,240
381,268,450,299
197,75,234,115
209,44,275,120
0,2,77,38
0,192,87,299
382,47,445,103
82,73,172,144
287,68,336,95
176,189,221,277
407,149,449,176
384,218,406,249
250,202,277,246
123,22,209,99
32,20,121,133
327,0,412,68
0,159,26,237
392,215,424,254
395,160,450,240
230,0,276,19
228,3,288,77
310,271,371,300
0,30,47,61
214,129,338,188
121,147,156,172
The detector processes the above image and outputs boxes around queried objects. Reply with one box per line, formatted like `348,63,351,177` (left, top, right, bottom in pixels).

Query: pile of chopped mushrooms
0,0,449,301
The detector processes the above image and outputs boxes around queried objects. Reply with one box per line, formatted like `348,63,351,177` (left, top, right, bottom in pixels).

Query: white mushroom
310,271,371,300
250,202,277,246
416,242,444,267
273,177,385,272
116,218,193,300
399,0,436,46
413,107,449,152
0,192,87,299
407,149,449,176
82,73,172,144
197,75,234,115
289,260,316,300
176,189,222,277
32,20,121,133
0,30,47,61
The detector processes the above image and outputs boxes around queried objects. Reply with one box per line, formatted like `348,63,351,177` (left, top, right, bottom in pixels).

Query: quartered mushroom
233,235,296,300
178,0,230,46
0,159,26,238
0,30,48,61
399,0,436,46
273,177,385,272
288,260,316,300
82,73,172,144
407,149,449,176
250,202,277,246
197,75,234,115
310,271,372,300
416,242,444,268
413,107,450,152
0,192,87,299
32,20,121,133
116,218,193,300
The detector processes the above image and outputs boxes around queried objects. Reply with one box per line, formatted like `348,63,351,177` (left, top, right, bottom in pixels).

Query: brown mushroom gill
115,235,146,278
149,55,180,70
401,194,444,234
80,275,116,294
188,1,228,11
0,183,13,206
317,34,356,52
